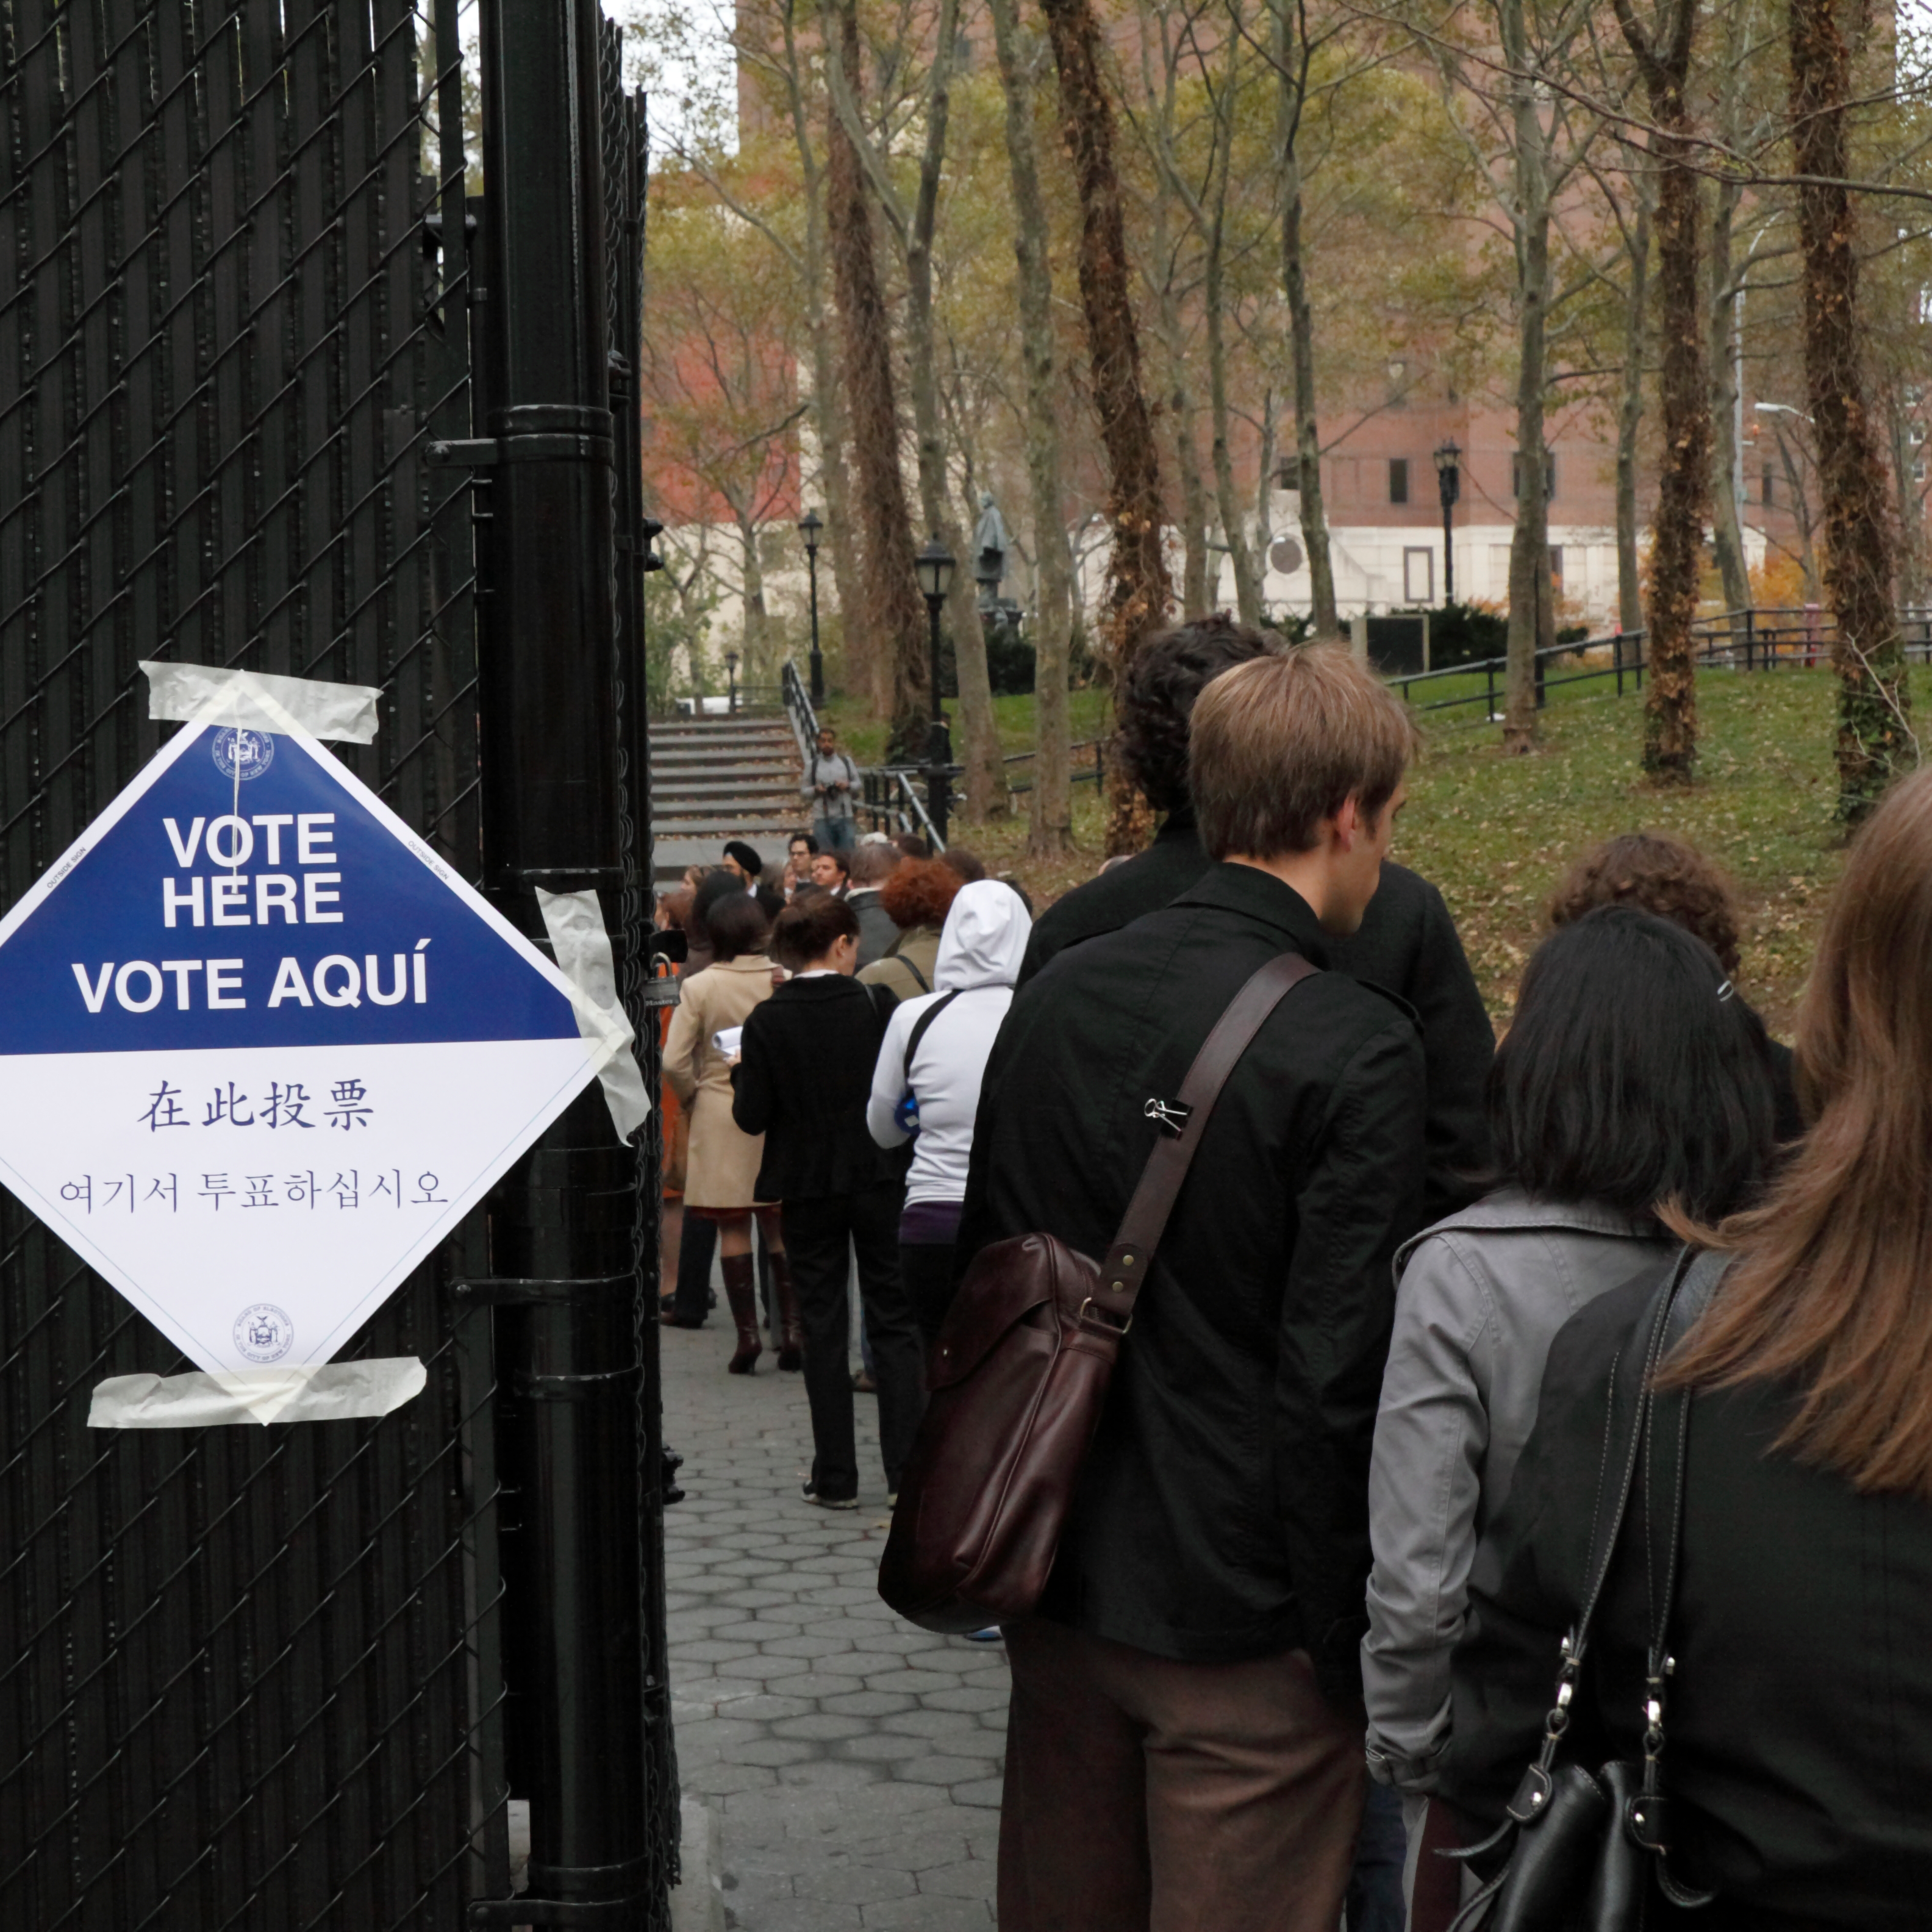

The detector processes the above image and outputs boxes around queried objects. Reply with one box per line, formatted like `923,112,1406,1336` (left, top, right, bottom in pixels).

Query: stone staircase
647,711,806,886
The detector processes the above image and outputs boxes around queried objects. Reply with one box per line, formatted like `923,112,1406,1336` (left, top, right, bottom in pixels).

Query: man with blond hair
957,643,1428,1932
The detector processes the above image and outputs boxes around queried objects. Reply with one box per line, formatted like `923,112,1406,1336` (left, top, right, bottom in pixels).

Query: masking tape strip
536,888,653,1142
141,660,383,744
88,1357,428,1428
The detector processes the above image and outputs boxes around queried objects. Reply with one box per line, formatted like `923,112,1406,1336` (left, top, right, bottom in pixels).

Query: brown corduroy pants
998,1617,1365,1932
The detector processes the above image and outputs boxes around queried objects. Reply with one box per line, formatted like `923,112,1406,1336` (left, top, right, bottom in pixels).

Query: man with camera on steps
957,643,1428,1932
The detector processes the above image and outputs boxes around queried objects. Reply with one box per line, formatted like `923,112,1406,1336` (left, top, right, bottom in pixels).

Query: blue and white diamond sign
0,677,627,1377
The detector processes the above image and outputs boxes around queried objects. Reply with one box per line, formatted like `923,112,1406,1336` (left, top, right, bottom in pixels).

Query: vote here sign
0,695,625,1377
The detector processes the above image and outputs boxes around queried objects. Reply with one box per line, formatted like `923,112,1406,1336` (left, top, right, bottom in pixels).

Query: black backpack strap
903,989,962,1078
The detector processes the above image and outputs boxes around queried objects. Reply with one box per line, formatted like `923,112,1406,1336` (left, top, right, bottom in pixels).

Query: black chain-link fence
0,1,655,1922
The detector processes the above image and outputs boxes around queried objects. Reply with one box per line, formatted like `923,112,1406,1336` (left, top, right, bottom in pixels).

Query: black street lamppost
914,534,956,845
724,649,739,716
1433,439,1461,605
799,509,825,705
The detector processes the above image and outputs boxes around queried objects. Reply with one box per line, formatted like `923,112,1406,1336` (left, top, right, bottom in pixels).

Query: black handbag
1448,1247,1727,1932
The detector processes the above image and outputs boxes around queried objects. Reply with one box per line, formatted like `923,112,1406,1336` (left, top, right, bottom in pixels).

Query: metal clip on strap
1097,953,1321,1323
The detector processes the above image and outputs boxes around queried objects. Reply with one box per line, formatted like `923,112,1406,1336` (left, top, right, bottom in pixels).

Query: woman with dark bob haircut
1360,906,1776,1924
1442,767,1932,1925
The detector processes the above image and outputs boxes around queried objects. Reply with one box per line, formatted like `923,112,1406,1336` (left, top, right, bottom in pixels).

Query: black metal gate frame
0,3,672,1926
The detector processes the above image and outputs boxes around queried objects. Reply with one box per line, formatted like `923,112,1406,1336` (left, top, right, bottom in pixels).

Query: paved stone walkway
662,1313,1007,1932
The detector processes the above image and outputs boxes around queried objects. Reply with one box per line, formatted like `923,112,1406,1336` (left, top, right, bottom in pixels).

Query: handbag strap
1091,951,1321,1325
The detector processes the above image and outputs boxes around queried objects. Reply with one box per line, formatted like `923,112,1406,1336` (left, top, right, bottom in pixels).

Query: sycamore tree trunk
1615,180,1651,637
1790,0,1910,820
804,266,863,689
825,0,928,757
1041,0,1174,851
1615,0,1708,782
988,0,1075,854
1206,41,1262,631
1501,4,1551,751
901,0,1005,820
1272,0,1337,639
1708,177,1753,617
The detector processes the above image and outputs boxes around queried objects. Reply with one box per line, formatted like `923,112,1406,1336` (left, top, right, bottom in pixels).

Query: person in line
732,896,926,1508
1547,829,1803,1140
1018,615,1496,1225
846,840,901,967
866,879,1031,1356
663,893,798,1375
890,832,931,860
1444,766,1932,1926
721,839,764,888
961,645,1428,1932
937,845,986,883
801,725,860,853
857,858,960,1012
654,890,710,1329
809,846,850,895
784,829,818,899
1361,907,1778,1926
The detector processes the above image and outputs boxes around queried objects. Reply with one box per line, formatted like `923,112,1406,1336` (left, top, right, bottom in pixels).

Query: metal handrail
1001,736,1108,794
779,659,818,765
859,765,950,852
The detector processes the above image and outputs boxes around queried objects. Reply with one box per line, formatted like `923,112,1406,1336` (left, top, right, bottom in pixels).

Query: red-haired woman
1445,767,1932,1923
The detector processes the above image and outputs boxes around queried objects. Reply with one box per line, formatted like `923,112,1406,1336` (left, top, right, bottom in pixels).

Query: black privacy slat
0,2,544,1923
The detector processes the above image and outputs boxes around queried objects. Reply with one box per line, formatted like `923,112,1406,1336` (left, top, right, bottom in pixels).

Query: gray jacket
848,888,896,970
1361,1188,1672,1791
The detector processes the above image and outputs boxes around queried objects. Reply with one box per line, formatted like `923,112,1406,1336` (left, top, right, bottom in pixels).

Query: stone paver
662,1311,1004,1931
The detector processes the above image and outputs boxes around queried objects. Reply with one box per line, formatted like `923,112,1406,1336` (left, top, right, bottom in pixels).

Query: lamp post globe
914,534,956,844
799,509,825,706
1433,440,1461,604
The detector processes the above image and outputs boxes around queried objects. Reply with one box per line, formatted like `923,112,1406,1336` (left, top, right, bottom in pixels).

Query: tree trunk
1273,0,1337,639
1615,183,1651,638
804,276,864,692
988,0,1075,854
824,0,929,757
736,508,769,678
1615,0,1708,782
1789,0,1909,820
1041,0,1173,851
1502,3,1550,752
1174,381,1211,617
1206,66,1262,632
1708,177,1753,617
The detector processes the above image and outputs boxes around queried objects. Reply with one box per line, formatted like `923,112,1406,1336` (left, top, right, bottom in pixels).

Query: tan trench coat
663,956,778,1209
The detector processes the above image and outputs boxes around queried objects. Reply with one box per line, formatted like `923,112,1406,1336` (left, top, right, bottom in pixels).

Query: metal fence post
473,0,653,1923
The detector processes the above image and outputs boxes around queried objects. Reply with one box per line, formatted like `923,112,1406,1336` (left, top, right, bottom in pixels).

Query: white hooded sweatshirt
867,879,1031,1206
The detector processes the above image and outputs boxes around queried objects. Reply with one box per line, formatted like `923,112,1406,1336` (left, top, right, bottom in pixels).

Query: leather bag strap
1092,952,1322,1325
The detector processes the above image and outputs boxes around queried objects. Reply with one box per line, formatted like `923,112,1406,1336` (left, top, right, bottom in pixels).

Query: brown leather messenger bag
877,950,1322,1633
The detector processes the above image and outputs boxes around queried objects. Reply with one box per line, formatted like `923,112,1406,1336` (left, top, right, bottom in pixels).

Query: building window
1549,545,1565,586
1912,422,1928,446
1403,548,1434,603
1389,458,1410,504
1916,460,1928,487
1762,469,1776,507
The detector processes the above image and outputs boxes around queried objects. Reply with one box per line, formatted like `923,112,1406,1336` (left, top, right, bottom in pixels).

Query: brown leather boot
770,1250,803,1372
721,1253,762,1374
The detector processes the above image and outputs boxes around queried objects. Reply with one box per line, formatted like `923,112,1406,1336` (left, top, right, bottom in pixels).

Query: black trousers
900,1240,959,1356
781,1184,925,1500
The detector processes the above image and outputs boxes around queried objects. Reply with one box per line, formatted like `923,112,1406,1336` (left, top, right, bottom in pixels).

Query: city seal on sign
234,1303,295,1364
211,726,276,781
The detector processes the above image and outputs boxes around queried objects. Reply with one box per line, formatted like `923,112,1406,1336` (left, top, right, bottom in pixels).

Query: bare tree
988,0,1077,853
825,0,930,755
1614,0,1708,782
1789,0,1912,818
1040,0,1176,850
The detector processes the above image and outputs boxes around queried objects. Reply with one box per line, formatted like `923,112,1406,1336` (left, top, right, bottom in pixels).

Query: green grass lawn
815,686,1114,765
946,668,1849,1035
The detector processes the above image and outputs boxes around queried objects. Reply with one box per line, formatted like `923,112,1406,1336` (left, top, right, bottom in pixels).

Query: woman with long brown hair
1444,767,1932,1925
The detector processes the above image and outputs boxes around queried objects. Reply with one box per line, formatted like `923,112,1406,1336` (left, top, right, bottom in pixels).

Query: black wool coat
957,862,1426,1698
1019,809,1496,1220
1445,1264,1932,1928
731,975,901,1202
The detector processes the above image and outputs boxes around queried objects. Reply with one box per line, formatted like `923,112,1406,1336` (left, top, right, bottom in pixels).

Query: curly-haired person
1548,831,1801,1139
